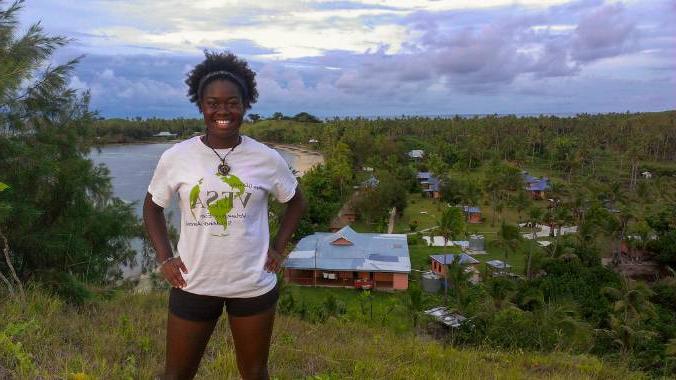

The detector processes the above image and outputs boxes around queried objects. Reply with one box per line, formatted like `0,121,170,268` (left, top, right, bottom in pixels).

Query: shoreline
94,138,325,177
268,142,324,176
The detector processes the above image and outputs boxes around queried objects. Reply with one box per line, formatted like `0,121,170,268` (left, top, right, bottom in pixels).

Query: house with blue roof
462,205,482,224
521,171,550,199
417,171,441,199
284,226,411,291
430,253,480,277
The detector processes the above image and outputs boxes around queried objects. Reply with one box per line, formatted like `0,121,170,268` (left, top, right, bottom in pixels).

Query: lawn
393,193,441,233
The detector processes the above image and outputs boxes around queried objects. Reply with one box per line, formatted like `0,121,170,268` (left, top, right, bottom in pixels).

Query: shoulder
159,136,200,160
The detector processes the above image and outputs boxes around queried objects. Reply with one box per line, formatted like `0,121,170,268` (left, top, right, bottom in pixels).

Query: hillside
0,289,647,380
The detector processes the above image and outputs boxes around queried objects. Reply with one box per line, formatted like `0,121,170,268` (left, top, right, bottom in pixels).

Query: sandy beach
270,143,324,176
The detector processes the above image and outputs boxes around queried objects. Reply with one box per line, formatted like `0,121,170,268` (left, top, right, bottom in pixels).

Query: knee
240,364,269,380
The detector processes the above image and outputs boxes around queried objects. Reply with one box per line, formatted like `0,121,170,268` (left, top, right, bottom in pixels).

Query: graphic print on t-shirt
188,172,248,235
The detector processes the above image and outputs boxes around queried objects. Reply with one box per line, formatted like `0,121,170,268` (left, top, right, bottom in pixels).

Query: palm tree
551,204,573,256
496,222,522,260
446,256,472,310
526,207,544,279
600,276,657,358
437,206,465,247
602,277,656,325
406,285,424,328
512,190,532,223
485,277,516,310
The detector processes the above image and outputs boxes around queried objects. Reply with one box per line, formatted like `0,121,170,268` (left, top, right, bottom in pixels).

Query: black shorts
169,282,279,321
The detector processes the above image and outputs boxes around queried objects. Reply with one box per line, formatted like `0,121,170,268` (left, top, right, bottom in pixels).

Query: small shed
422,271,442,293
424,307,467,328
469,234,485,251
408,150,424,160
430,253,480,278
463,206,482,224
486,259,512,277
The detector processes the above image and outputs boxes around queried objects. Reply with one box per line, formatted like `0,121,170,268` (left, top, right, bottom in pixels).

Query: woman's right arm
143,192,187,288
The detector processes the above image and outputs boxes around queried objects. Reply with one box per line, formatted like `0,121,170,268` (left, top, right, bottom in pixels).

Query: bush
33,271,94,305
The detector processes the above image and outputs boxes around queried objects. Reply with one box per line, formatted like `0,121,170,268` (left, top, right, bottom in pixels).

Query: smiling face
199,79,245,142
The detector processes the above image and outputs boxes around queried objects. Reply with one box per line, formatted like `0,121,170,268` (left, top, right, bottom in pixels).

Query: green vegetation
240,112,676,376
0,0,138,302
0,1,674,378
0,288,648,379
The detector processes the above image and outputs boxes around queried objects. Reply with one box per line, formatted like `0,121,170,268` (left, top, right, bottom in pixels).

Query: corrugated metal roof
486,260,511,269
285,226,411,273
430,253,480,265
463,205,481,213
527,179,550,191
408,150,425,158
417,171,431,180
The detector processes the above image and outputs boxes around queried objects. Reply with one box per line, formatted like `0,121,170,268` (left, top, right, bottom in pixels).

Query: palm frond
0,0,24,47
0,21,70,100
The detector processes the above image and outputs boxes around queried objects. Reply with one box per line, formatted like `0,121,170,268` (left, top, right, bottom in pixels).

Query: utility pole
444,254,448,304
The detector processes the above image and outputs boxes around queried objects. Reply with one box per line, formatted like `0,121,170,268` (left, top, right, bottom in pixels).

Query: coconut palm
437,206,465,247
602,277,656,325
496,222,522,260
598,276,658,357
526,207,544,279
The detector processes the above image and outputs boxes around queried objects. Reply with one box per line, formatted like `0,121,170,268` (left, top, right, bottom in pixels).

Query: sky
19,0,676,118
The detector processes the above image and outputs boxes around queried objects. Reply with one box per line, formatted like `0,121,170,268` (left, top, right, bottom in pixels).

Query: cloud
572,3,638,62
26,0,674,117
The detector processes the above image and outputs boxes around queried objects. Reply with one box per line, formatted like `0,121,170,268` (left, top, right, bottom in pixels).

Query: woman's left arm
265,186,307,273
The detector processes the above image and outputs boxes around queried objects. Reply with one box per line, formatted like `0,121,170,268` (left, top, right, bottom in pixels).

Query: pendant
218,163,230,176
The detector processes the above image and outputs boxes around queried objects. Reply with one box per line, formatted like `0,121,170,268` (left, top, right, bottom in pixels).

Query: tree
485,277,516,310
327,142,353,197
512,190,532,222
446,256,472,310
526,207,544,279
496,222,522,260
292,112,321,123
247,113,261,123
0,182,23,298
437,207,465,247
601,277,657,358
406,284,424,327
0,1,139,292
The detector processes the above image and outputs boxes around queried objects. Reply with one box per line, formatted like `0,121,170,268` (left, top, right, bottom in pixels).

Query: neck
202,133,241,149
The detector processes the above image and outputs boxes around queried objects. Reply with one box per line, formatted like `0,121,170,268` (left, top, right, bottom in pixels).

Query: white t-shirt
147,135,297,297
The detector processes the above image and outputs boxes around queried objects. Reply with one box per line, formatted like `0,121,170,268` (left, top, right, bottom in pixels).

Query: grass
394,193,441,233
0,288,647,379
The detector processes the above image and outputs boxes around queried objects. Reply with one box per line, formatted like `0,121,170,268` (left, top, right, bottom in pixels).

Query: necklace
204,134,242,176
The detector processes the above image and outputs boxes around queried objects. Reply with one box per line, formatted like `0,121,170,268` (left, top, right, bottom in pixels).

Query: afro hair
185,51,258,110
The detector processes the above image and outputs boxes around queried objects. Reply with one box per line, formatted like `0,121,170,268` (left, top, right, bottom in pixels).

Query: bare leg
228,306,276,380
164,312,218,380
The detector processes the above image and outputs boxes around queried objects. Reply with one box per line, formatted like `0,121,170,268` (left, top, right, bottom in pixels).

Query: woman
143,51,306,380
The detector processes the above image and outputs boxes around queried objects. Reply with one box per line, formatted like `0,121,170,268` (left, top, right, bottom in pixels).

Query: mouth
214,119,236,128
